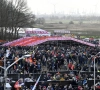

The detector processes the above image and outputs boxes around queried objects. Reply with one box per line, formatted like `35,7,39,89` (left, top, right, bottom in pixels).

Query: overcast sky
27,0,100,16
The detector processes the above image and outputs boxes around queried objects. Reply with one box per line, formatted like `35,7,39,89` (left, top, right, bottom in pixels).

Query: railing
0,71,100,81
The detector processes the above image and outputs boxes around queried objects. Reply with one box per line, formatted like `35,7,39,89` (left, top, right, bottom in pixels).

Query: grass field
34,19,100,38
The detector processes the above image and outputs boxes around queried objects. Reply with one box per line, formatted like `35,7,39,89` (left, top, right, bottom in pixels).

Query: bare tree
8,0,35,40
0,0,8,39
0,0,35,40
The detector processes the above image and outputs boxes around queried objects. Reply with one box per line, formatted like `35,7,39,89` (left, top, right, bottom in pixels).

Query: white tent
25,28,51,36
54,29,70,34
18,28,26,37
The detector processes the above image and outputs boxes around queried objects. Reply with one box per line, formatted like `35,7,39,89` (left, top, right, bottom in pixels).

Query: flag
6,48,10,58
6,83,12,88
83,79,87,85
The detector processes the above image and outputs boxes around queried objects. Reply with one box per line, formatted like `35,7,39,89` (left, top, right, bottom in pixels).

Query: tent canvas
25,28,48,34
25,28,51,36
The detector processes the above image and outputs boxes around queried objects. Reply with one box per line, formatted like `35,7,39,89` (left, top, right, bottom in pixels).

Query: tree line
0,0,35,41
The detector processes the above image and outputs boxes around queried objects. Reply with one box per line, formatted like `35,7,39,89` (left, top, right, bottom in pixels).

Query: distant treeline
37,15,100,21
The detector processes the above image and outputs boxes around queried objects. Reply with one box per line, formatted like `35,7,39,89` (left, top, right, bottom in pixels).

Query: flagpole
4,55,6,90
32,75,41,90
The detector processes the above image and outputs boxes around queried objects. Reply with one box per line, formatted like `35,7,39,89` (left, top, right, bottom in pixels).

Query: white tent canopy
25,28,51,36
54,29,70,33
25,28,49,34
19,28,51,37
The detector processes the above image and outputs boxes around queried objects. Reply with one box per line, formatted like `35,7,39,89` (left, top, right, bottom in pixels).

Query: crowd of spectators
0,41,100,90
